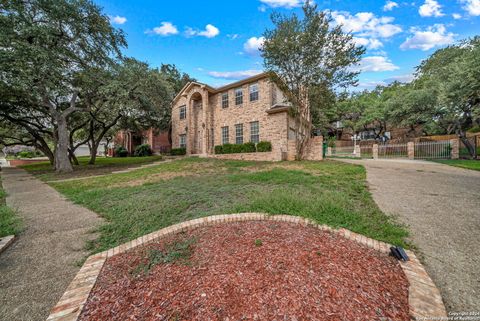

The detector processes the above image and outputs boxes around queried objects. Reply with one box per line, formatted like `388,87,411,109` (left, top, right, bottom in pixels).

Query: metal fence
360,145,373,159
378,143,408,158
414,140,451,159
331,146,355,157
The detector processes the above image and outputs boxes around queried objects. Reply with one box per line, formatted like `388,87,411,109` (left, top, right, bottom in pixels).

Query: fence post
407,142,415,160
327,147,332,156
372,144,379,159
450,139,459,159
354,145,361,158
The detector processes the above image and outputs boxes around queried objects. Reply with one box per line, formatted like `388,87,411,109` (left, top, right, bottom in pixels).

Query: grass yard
20,155,163,181
433,159,480,171
0,179,21,238
33,157,409,253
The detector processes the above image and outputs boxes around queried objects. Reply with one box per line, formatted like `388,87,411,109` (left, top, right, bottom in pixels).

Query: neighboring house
328,121,424,144
115,128,170,155
74,141,108,157
171,72,322,161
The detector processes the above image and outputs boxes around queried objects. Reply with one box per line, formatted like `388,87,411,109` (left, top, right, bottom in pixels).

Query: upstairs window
179,134,186,148
221,92,229,108
235,88,243,105
221,126,229,144
179,105,186,120
235,124,243,145
249,83,259,102
250,121,259,143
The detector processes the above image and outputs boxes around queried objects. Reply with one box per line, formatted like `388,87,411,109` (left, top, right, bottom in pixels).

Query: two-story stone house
171,72,323,161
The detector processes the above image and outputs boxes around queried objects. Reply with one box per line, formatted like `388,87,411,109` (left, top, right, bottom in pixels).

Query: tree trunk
68,148,79,165
36,140,55,165
88,143,98,165
55,115,73,172
459,132,476,158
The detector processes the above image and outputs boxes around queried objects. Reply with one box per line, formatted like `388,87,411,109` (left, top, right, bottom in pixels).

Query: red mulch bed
79,222,409,321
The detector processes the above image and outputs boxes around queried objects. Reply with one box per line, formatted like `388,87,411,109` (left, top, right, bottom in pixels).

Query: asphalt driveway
338,158,480,312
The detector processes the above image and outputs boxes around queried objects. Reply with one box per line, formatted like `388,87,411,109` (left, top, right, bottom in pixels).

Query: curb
0,235,15,254
46,213,447,321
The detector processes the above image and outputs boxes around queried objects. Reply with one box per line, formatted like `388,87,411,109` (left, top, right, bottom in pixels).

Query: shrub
17,151,36,158
242,142,256,153
256,141,272,152
215,142,261,154
134,144,152,157
171,147,186,156
114,146,128,157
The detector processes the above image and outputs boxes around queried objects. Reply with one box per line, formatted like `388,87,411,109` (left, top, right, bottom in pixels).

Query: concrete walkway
0,167,102,321
338,158,480,312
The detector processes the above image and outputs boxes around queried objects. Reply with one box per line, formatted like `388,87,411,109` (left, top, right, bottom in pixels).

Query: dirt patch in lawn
79,221,409,321
111,162,229,187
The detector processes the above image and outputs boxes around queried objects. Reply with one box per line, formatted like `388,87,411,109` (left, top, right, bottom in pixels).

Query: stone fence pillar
327,147,332,156
354,145,361,158
372,144,379,159
450,139,459,159
407,142,415,160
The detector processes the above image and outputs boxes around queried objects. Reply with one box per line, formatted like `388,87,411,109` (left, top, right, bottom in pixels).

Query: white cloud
460,0,480,16
400,24,455,51
452,13,462,19
110,15,127,25
243,36,265,55
356,80,388,90
147,22,179,36
208,70,263,80
385,74,415,83
383,1,399,11
259,0,303,8
331,11,402,38
186,24,220,38
353,56,400,72
353,37,384,49
419,0,444,17
227,34,239,40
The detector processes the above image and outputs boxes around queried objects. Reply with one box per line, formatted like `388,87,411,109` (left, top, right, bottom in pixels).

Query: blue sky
98,0,480,90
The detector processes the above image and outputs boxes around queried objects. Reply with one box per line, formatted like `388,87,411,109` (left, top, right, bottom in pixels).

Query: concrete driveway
338,158,480,312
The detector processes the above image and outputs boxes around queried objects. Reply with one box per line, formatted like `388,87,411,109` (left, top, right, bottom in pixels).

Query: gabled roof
171,72,270,105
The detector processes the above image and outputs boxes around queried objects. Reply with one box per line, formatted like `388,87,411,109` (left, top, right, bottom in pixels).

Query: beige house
171,72,322,161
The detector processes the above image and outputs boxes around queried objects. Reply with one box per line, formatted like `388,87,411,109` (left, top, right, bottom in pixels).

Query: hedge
171,147,186,156
214,141,272,154
134,144,153,157
256,141,272,152
114,146,128,157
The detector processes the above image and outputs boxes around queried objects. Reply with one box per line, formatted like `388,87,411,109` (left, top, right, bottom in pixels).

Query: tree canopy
328,37,480,157
0,0,190,170
261,0,364,159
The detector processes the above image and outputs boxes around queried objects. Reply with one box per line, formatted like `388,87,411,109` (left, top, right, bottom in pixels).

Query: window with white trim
179,134,186,148
250,121,259,143
249,83,259,102
235,88,243,105
179,105,186,120
221,126,229,144
221,92,229,108
235,124,243,144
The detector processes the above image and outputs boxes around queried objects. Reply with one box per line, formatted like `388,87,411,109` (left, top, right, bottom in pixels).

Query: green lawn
39,157,409,253
434,159,480,171
0,180,21,238
20,155,164,181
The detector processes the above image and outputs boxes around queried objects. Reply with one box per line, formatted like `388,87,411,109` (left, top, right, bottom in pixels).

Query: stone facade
171,73,322,161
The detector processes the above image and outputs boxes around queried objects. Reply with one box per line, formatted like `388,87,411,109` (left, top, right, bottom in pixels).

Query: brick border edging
46,213,447,321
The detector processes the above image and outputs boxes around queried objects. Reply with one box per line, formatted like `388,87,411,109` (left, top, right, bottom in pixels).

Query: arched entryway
189,92,203,155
